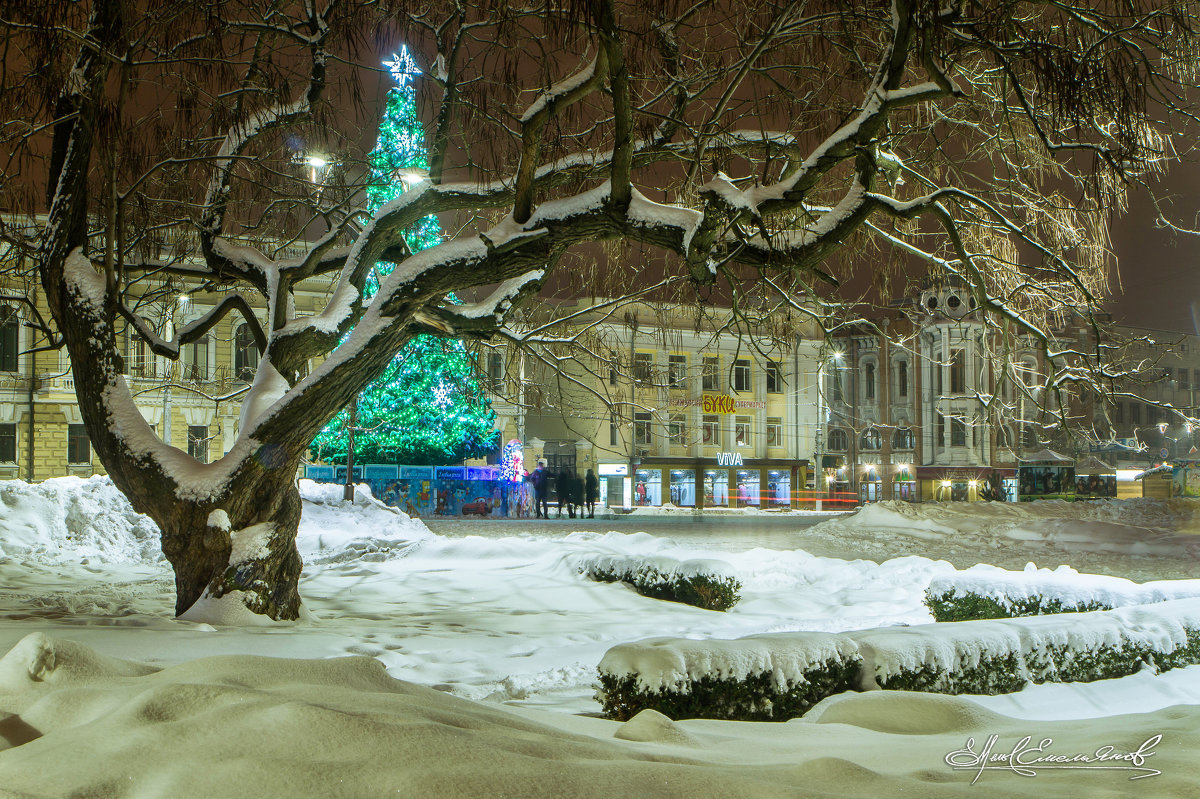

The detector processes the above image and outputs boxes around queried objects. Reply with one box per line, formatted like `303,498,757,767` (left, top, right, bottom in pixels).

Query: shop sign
716,452,745,466
703,393,736,414
598,463,629,476
702,393,767,413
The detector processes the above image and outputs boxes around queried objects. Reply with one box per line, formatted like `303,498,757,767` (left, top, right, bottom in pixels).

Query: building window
892,427,914,450
633,353,653,385
485,351,504,393
702,356,719,391
950,349,965,394
188,425,210,462
1147,406,1160,425
766,418,782,448
827,428,848,451
67,424,90,464
633,412,652,446
732,359,751,393
234,323,260,381
668,414,686,446
185,336,210,382
608,358,618,386
1021,424,1039,448
702,415,720,446
829,366,844,404
0,305,17,373
897,360,908,398
1130,403,1141,424
951,417,967,447
734,415,751,446
1113,402,1124,424
126,336,157,378
766,361,782,393
860,427,882,450
668,355,687,389
0,423,15,462
609,410,619,447
864,363,875,400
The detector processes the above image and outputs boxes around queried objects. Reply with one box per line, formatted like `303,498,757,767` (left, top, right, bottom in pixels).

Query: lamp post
343,399,358,501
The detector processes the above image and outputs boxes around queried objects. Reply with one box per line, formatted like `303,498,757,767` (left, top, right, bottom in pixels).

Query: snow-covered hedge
597,633,860,721
926,565,1200,621
579,554,741,611
597,599,1200,721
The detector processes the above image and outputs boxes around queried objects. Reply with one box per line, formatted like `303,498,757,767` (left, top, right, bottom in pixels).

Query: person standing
556,467,570,518
531,462,550,519
569,471,584,518
584,469,599,518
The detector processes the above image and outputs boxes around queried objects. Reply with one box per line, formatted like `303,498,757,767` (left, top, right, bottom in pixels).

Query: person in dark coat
530,462,550,519
556,467,571,518
568,471,584,518
584,469,599,518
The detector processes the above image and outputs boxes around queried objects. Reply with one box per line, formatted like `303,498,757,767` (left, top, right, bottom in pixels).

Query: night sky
1109,162,1200,333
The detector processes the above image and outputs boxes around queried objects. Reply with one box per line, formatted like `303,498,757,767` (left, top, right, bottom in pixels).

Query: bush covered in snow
925,565,1200,621
597,633,860,721
926,587,1110,621
579,554,741,611
597,599,1200,721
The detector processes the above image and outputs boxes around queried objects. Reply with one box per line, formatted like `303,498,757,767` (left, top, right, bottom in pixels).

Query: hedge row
596,599,1200,721
925,569,1200,621
926,587,1110,622
580,555,742,611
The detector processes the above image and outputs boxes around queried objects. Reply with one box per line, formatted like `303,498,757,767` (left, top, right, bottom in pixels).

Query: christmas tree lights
309,47,498,466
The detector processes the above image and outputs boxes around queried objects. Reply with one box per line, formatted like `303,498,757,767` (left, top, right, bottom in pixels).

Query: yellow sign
702,393,736,414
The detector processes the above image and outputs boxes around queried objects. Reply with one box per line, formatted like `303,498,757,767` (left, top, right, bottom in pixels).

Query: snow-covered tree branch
1,0,1197,620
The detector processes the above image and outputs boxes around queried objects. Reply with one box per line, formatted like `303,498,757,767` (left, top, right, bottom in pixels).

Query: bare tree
0,0,1195,619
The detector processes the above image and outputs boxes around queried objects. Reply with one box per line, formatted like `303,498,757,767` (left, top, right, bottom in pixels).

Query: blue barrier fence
304,464,534,517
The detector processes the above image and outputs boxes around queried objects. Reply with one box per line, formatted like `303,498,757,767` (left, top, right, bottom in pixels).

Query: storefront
1075,456,1117,498
917,467,995,502
1017,449,1075,501
598,456,807,509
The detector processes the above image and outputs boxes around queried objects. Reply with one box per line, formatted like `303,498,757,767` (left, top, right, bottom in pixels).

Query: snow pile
929,563,1200,616
804,497,1200,580
0,476,163,563
295,479,433,562
0,478,433,569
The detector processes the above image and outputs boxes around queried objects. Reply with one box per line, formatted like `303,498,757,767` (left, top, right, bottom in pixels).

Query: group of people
526,462,599,519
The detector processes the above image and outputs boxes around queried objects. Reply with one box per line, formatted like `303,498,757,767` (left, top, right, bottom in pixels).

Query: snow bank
0,476,163,563
295,479,433,562
0,478,433,569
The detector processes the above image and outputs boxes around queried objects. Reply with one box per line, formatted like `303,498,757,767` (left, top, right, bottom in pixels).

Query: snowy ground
1,477,1198,796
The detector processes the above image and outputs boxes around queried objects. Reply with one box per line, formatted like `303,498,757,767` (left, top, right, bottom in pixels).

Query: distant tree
0,0,1196,620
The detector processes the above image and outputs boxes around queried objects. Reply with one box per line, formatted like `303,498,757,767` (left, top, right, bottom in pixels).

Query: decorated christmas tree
309,48,498,466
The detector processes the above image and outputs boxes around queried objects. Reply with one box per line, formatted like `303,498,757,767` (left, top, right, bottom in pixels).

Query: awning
1075,456,1116,476
1020,448,1072,463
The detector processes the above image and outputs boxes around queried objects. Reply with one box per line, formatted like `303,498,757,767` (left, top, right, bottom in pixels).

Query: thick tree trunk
156,477,304,620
